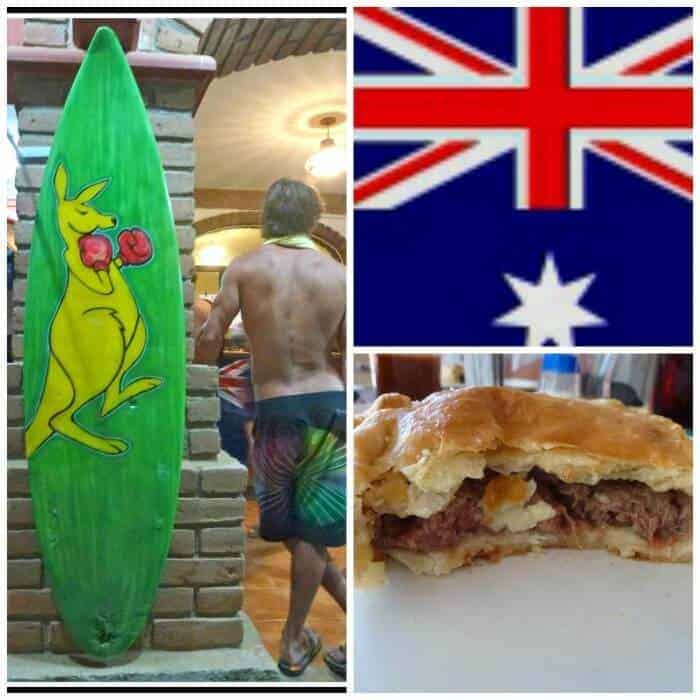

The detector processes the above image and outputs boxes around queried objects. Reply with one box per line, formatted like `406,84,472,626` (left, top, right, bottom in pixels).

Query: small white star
494,254,606,346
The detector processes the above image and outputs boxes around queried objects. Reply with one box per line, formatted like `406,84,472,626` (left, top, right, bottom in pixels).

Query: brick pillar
7,21,250,655
8,457,246,652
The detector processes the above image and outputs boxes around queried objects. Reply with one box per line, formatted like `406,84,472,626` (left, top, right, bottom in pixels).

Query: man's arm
194,264,241,365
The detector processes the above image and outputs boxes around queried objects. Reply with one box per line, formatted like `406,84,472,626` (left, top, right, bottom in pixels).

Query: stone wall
8,17,244,655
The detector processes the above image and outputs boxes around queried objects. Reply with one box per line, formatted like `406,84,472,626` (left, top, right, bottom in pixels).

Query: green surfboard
23,27,185,658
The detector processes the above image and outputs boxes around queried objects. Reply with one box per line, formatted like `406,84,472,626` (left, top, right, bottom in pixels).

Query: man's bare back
195,244,345,400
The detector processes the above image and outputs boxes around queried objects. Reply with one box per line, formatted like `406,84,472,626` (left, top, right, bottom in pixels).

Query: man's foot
278,627,322,677
323,644,346,679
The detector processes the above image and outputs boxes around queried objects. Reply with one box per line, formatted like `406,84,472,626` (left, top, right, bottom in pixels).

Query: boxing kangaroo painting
25,163,163,457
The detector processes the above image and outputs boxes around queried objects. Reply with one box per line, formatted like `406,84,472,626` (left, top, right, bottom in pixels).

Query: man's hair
262,178,324,238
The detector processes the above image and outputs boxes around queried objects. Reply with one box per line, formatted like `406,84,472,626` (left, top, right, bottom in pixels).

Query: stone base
7,613,281,683
69,648,142,668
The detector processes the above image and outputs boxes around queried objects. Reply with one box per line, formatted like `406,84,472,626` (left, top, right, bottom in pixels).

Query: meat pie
355,388,691,583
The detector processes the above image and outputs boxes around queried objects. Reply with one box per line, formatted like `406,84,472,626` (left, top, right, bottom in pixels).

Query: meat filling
373,468,691,553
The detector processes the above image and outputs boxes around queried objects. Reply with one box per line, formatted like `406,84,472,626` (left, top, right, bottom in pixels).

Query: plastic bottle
539,354,581,398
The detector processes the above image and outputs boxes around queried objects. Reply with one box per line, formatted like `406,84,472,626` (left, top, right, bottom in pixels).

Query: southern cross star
495,254,605,346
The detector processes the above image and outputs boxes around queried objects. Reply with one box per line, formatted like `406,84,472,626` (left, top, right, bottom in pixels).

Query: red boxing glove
118,228,153,266
79,234,112,271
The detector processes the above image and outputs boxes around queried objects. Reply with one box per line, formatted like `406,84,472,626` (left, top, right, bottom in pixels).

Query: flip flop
278,628,322,677
323,644,346,679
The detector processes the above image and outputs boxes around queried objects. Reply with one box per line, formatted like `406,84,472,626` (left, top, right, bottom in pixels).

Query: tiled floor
243,500,346,682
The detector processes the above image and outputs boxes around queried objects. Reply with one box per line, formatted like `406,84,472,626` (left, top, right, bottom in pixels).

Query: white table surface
354,549,691,692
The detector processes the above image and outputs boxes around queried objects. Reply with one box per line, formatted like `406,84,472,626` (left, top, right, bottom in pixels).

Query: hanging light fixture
305,115,345,178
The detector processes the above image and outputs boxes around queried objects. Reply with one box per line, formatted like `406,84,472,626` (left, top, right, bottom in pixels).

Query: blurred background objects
354,353,692,430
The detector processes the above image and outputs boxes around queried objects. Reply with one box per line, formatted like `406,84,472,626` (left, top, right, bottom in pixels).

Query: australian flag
354,7,692,346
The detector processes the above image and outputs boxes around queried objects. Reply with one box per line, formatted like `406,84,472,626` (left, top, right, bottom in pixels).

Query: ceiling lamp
305,115,345,178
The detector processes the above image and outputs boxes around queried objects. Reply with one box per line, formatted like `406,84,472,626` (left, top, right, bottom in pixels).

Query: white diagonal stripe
587,139,692,201
355,8,512,77
583,16,692,76
618,136,692,176
356,137,516,210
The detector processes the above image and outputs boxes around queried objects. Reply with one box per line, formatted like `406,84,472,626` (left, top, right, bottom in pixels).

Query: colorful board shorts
252,391,346,547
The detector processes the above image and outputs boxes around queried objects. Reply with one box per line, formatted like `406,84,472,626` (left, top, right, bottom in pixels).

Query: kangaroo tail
25,356,74,458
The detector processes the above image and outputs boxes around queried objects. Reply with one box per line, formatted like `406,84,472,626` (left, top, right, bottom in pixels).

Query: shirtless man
195,178,346,678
